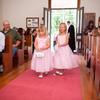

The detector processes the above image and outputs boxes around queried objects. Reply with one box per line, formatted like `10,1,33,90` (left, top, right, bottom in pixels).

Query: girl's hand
13,44,17,48
36,47,46,51
36,47,42,52
58,43,68,47
39,46,48,51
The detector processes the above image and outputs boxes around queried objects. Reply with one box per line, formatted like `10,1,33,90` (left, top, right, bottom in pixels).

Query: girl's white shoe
53,71,63,76
38,74,43,78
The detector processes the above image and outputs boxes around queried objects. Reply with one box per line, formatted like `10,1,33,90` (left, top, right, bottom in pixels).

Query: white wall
0,0,100,28
1,0,48,29
81,0,100,26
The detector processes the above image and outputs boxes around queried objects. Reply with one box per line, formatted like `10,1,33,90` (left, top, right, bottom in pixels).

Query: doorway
43,7,84,52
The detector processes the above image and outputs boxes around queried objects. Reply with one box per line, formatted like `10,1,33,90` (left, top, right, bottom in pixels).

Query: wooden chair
90,35,97,81
25,34,31,46
85,35,90,61
24,34,32,60
83,34,97,81
82,32,100,98
82,35,86,55
13,35,24,66
82,34,90,60
3,35,13,73
95,35,100,98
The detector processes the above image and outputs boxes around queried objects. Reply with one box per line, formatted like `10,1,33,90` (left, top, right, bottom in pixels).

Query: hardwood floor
0,58,98,100
0,61,30,89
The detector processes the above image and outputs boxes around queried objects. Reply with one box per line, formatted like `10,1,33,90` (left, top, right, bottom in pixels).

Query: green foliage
51,9,76,34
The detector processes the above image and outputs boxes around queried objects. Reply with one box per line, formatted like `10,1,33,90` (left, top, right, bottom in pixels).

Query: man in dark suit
67,21,76,52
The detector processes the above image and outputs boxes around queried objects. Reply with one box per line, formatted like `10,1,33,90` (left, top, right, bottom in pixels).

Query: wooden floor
0,61,30,89
0,58,98,100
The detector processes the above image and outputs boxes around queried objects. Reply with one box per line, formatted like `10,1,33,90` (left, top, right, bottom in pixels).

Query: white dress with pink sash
54,34,80,69
31,36,53,72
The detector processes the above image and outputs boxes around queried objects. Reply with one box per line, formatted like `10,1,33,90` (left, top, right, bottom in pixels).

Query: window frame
48,0,80,9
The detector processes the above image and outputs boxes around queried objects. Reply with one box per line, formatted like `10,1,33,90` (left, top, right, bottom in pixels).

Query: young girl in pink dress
31,26,52,78
54,23,80,75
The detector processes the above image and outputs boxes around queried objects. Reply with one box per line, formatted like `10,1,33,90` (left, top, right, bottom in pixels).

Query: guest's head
67,21,70,25
88,20,95,30
3,20,10,32
13,27,18,31
32,28,36,34
18,28,24,36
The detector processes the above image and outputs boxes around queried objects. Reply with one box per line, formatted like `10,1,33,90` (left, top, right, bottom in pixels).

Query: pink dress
54,34,80,69
31,35,53,73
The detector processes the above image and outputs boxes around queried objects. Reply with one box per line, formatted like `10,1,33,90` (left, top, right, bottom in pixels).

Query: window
51,0,78,8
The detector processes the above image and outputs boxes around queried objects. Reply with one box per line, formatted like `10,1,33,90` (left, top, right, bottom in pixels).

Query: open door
76,7,84,52
43,7,84,52
43,8,51,34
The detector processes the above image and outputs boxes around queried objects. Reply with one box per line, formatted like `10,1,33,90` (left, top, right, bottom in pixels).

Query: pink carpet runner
0,68,82,100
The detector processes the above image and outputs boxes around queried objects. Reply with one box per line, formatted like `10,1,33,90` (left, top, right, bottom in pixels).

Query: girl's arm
66,33,69,44
34,38,40,51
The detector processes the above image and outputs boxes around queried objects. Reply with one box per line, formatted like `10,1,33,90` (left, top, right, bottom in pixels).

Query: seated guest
24,28,31,35
84,20,95,35
0,32,5,72
32,28,38,53
2,20,21,56
18,28,24,37
12,26,18,31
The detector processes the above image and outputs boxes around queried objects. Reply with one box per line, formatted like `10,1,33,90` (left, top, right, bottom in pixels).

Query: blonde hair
38,25,48,36
59,23,67,34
